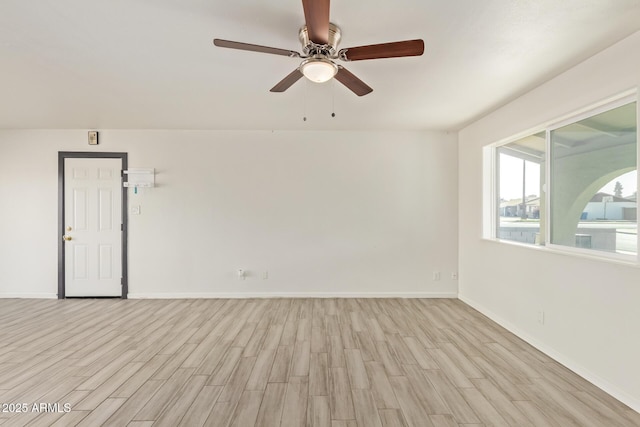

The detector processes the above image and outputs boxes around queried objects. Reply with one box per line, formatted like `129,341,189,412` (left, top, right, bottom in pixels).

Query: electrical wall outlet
237,269,245,280
262,271,268,280
451,272,458,280
538,310,545,325
433,271,441,281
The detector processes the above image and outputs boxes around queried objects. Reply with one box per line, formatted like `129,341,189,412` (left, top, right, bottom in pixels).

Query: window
550,101,637,256
496,132,545,245
489,96,638,260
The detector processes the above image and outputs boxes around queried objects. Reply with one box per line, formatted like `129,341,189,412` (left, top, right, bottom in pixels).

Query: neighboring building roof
501,193,633,209
589,192,634,203
500,197,540,208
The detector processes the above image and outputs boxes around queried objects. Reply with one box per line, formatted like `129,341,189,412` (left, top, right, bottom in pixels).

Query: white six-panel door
64,158,122,297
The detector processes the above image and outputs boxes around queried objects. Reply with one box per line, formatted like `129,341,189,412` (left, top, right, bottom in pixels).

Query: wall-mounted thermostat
88,131,99,145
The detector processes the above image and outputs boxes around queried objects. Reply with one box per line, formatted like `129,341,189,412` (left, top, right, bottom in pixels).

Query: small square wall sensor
88,131,99,145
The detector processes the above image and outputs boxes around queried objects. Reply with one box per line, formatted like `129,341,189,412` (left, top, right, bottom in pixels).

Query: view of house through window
497,132,546,245
550,101,637,256
492,99,638,259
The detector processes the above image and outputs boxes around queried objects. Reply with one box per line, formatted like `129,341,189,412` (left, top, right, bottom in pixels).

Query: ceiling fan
213,0,424,96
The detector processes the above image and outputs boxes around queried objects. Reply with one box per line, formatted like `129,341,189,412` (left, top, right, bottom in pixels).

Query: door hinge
120,170,124,178
121,224,123,231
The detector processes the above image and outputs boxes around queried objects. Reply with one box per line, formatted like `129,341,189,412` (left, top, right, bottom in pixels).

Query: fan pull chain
303,79,308,122
331,79,336,118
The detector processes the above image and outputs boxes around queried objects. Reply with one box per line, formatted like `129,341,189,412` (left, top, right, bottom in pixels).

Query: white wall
459,31,640,411
0,130,458,298
583,201,635,220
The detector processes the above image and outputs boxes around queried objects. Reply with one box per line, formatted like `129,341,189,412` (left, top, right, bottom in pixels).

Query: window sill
481,237,639,267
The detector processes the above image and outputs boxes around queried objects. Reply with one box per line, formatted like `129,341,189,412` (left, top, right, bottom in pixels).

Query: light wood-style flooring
0,298,637,426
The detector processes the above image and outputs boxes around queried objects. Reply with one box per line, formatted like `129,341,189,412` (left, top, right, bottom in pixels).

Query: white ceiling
1,0,639,131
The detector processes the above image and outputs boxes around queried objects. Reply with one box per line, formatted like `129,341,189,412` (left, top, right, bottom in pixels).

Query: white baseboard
0,291,458,300
128,291,458,299
0,293,57,299
459,294,640,414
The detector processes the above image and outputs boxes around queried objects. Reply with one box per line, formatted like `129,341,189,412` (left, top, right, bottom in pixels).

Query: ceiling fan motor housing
299,23,342,56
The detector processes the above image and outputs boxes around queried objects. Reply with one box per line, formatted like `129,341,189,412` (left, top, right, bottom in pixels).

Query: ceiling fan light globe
300,58,338,83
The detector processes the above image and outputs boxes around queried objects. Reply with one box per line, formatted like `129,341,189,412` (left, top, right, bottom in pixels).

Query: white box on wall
124,168,155,188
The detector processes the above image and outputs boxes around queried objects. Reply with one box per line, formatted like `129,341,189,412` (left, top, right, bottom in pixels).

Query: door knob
63,235,72,241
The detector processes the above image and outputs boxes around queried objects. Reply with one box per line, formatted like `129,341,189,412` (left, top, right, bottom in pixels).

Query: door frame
58,152,129,299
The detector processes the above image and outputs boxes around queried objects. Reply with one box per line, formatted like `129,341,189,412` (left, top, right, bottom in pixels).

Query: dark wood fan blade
302,0,330,44
334,66,373,96
270,69,304,92
213,39,300,57
339,39,424,61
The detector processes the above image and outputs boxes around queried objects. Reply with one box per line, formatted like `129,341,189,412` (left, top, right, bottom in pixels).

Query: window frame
484,90,639,264
494,135,546,245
